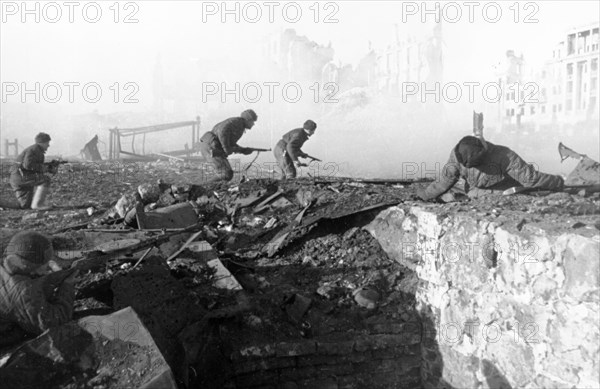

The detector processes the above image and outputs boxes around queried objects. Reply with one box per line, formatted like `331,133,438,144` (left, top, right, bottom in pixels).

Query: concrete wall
366,205,600,389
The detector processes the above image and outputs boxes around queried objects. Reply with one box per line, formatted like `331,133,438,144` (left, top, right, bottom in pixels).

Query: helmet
35,132,51,143
240,109,258,122
3,231,54,275
303,120,317,131
456,136,486,168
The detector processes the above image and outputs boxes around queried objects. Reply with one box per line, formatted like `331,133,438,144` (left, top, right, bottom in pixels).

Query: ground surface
1,160,598,387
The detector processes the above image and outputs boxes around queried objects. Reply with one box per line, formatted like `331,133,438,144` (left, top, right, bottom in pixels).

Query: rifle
46,267,79,300
245,147,271,153
49,223,203,282
304,154,322,162
503,184,600,196
45,159,69,174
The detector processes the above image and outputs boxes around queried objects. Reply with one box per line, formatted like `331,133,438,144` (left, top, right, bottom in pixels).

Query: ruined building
544,22,599,124
263,28,335,83
375,22,444,96
496,22,599,132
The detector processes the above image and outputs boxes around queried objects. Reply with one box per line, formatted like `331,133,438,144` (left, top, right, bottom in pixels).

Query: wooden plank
253,189,284,213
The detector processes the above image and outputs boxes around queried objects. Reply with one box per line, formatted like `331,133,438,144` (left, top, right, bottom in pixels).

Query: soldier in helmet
199,110,258,183
9,132,55,210
417,135,564,200
0,231,77,346
274,120,317,179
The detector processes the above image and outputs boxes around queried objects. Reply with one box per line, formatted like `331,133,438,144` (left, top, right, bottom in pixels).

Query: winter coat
276,128,310,162
0,256,75,337
210,117,247,156
419,142,564,200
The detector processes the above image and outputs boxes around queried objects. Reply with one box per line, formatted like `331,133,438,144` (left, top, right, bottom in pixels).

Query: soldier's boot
31,184,53,210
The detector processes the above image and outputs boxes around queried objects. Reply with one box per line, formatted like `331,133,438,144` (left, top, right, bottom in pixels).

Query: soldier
0,231,77,346
198,110,258,183
274,120,317,179
9,132,55,210
417,135,564,201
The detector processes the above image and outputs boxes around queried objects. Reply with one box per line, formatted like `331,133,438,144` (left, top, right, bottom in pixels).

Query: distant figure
0,232,77,346
274,120,317,179
417,136,564,200
9,132,54,209
198,110,258,183
81,134,102,161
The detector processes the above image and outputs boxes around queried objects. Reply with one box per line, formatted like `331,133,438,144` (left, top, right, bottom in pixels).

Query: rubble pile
0,310,171,389
1,159,599,388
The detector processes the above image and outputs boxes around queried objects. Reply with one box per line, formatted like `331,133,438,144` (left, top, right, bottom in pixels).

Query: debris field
0,160,599,388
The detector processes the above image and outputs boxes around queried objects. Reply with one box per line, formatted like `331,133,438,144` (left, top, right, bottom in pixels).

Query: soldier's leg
213,156,234,182
283,153,297,179
31,176,52,210
199,141,229,183
273,145,288,180
10,171,35,209
14,187,34,209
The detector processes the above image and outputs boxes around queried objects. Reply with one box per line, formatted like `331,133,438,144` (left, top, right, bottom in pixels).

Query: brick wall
227,326,422,388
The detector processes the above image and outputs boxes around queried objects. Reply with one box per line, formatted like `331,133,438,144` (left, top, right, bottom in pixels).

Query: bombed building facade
495,22,600,133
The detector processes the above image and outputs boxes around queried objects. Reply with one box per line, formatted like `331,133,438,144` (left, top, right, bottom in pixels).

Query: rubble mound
1,159,599,388
0,321,167,389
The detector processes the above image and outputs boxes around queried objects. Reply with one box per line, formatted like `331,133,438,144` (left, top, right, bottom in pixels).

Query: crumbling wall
366,205,600,389
227,328,421,388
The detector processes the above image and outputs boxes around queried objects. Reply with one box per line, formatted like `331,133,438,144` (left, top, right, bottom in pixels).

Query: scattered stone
207,259,243,291
440,192,456,203
283,294,312,324
302,256,318,267
264,217,277,229
21,212,39,221
353,286,380,310
243,315,263,328
316,283,343,300
295,189,313,207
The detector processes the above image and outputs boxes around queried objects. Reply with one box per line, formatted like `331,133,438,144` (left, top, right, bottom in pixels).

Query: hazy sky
0,0,598,173
2,1,598,90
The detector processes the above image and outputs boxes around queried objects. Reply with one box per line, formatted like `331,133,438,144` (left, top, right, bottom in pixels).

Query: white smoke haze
1,1,598,179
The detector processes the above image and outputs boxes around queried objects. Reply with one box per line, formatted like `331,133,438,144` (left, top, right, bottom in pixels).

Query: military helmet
240,109,258,122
